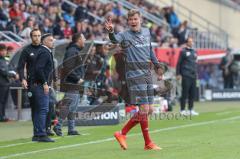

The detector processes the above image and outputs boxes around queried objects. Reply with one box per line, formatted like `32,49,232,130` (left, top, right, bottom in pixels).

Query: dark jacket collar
30,44,40,48
68,43,82,51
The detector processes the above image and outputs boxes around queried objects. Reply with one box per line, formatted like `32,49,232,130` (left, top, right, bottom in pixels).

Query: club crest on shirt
30,53,34,56
186,52,191,56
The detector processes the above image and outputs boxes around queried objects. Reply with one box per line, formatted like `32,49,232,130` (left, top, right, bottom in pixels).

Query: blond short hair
127,9,141,18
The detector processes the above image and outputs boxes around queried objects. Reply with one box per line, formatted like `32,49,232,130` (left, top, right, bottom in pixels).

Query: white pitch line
216,111,232,116
0,138,60,149
0,133,90,149
0,115,240,159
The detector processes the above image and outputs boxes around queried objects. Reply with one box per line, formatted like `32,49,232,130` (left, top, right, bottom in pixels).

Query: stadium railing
9,86,24,120
0,31,26,45
149,0,229,49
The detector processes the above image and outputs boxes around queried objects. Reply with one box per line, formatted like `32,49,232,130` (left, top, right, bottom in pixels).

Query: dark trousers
0,85,9,120
28,85,36,134
29,85,54,133
223,74,234,89
180,76,196,111
46,88,56,129
46,101,55,129
33,85,49,136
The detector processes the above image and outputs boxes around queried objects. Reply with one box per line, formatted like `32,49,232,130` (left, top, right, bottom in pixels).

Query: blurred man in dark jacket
53,32,85,136
0,44,10,122
176,37,199,116
33,33,55,142
219,48,234,89
0,44,17,122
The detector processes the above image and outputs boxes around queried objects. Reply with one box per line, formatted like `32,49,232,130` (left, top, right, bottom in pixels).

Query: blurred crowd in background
0,0,192,48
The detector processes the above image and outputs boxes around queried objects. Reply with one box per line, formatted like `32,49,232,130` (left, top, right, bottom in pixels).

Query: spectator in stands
1,0,10,18
165,6,180,36
164,6,172,25
74,0,89,22
5,46,14,61
85,0,99,24
26,5,38,21
84,45,101,81
114,16,125,33
72,20,82,34
39,18,53,34
94,44,118,103
9,3,23,20
2,0,10,16
79,20,91,39
94,1,103,14
92,23,104,40
150,6,164,20
95,44,109,90
177,20,190,46
168,36,178,49
62,7,75,28
110,48,129,103
35,5,45,24
20,18,35,41
153,25,169,45
105,3,115,16
19,2,28,21
64,21,73,39
0,0,9,28
45,3,61,23
87,0,96,11
161,35,175,48
6,16,24,35
112,2,123,17
1,0,182,49
53,18,66,39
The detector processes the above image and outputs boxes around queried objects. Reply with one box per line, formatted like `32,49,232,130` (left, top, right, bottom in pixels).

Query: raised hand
104,17,114,33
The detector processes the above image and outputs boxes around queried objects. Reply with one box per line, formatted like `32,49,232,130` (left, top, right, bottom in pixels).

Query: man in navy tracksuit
105,9,163,150
17,29,42,139
18,29,56,139
33,33,55,142
176,37,199,116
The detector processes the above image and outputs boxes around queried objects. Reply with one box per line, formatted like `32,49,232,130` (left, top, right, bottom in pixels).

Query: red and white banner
154,48,226,67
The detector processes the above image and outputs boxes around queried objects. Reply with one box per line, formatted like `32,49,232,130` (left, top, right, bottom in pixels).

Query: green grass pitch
0,101,240,159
